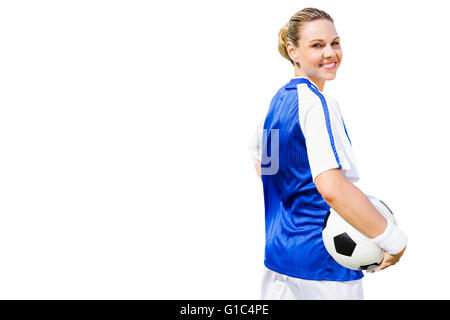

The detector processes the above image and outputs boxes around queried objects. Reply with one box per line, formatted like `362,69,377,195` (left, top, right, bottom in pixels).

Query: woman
248,8,407,300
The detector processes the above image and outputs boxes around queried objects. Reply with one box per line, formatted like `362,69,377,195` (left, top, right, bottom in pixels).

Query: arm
315,168,406,271
315,168,387,238
252,157,261,179
248,117,264,179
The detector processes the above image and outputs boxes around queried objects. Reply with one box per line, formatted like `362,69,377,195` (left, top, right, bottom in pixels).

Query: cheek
301,50,323,67
336,49,343,61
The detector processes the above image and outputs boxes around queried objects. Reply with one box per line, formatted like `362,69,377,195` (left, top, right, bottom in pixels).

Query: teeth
323,63,336,68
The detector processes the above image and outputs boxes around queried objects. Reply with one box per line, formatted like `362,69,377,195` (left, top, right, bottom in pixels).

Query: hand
370,246,406,273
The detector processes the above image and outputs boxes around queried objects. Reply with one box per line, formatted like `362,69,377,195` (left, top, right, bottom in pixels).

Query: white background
0,0,448,299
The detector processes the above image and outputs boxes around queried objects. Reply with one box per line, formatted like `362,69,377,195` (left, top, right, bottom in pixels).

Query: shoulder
321,92,343,118
305,89,342,117
269,83,300,109
297,87,345,128
321,92,337,105
296,83,328,115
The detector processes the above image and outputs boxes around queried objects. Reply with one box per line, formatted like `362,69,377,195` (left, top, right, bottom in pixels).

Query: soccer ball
322,195,397,271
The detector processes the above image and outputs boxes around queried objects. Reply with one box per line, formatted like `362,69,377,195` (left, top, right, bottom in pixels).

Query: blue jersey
261,77,363,281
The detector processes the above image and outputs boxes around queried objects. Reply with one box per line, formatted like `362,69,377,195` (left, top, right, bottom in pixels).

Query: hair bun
278,22,291,64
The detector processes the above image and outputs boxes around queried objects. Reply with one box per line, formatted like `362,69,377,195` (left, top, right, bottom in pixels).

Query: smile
320,62,337,69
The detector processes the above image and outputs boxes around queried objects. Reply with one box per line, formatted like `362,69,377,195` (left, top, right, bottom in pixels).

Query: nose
323,44,336,59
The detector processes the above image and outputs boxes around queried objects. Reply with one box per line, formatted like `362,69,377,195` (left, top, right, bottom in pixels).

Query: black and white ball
322,195,397,271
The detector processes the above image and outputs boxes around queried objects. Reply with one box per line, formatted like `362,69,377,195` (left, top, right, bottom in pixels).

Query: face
287,19,342,84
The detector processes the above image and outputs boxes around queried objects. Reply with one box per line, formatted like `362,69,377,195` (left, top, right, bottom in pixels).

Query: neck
294,67,325,92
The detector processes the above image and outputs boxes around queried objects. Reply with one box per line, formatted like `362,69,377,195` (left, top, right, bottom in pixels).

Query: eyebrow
309,37,340,43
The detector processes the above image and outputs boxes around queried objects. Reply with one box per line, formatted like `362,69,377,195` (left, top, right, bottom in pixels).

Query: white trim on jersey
297,83,360,183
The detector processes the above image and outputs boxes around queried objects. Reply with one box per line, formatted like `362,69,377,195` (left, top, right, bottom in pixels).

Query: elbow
314,169,344,205
318,185,338,205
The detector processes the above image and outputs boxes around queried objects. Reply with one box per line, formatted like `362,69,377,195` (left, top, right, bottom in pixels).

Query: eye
312,41,340,48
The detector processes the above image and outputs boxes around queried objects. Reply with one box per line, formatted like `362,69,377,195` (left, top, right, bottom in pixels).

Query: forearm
317,171,387,238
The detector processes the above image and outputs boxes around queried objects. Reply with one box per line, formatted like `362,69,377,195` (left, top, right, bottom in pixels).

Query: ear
286,42,300,66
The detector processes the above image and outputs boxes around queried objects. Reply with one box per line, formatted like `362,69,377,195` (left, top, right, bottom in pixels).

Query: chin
320,72,337,81
308,70,338,83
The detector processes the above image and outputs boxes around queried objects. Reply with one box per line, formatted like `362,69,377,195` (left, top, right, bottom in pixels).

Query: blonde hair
278,8,334,65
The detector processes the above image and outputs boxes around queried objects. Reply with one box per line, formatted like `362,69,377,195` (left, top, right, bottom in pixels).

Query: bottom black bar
0,300,442,318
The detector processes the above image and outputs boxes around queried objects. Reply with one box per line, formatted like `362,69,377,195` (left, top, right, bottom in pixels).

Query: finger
373,261,391,272
366,264,379,273
367,265,382,273
370,258,386,273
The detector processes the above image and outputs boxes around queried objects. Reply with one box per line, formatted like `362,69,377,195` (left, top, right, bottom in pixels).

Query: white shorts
261,266,364,300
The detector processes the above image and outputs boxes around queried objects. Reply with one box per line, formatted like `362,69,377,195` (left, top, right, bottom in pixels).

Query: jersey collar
286,77,320,91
